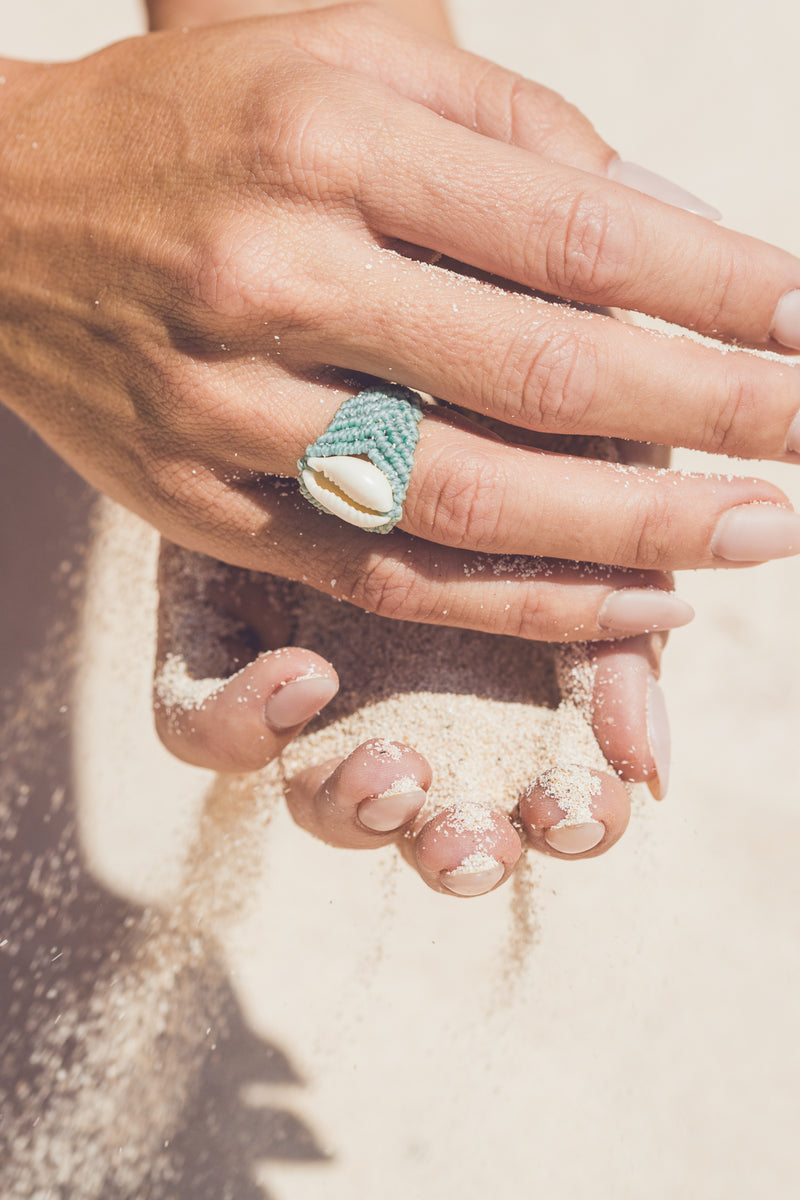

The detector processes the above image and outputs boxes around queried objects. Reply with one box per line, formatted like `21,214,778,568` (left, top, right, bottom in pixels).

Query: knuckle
503,583,552,640
349,555,431,624
471,64,527,143
513,81,589,155
702,369,758,457
472,67,608,171
192,230,258,322
258,55,382,204
695,242,744,331
543,186,633,299
507,324,597,431
191,221,326,332
421,445,508,550
622,493,677,570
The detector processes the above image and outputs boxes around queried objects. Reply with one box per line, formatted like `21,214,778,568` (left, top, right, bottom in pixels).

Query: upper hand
3,3,800,641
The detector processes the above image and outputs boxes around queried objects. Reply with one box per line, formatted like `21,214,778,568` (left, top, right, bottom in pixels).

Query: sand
154,546,608,823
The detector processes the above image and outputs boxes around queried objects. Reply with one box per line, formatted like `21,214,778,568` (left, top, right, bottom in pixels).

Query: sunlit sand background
2,2,799,1196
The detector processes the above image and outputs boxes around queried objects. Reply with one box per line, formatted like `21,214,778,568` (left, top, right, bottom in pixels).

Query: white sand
2,2,800,1199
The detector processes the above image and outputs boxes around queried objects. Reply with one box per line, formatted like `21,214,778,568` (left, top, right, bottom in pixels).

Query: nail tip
609,158,721,221
771,290,800,351
646,776,665,802
645,676,671,801
712,504,800,563
264,674,338,731
544,821,605,854
441,860,504,897
598,589,695,635
358,789,427,833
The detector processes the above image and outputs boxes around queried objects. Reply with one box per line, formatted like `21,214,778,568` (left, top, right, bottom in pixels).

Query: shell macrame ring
297,386,424,534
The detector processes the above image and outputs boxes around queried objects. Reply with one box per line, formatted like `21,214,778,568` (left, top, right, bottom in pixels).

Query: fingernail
598,588,694,634
711,504,800,562
544,821,605,854
608,158,722,221
441,853,504,897
358,788,427,833
771,290,800,351
646,676,670,800
786,410,800,456
264,675,338,731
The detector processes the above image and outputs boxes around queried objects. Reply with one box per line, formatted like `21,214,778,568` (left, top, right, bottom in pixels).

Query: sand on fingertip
263,579,611,834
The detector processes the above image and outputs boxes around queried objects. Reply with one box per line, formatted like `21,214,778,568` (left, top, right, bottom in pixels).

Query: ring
297,385,424,533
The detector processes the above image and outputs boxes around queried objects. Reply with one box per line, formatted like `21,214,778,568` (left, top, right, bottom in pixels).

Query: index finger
289,5,718,212
353,103,800,350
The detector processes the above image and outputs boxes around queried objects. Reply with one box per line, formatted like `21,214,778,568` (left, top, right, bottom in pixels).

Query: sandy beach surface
2,2,799,1197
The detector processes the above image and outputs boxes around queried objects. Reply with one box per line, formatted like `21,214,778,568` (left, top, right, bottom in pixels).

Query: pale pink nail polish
608,158,722,220
358,789,427,833
785,410,800,456
598,588,694,634
646,676,670,801
771,290,800,351
441,855,504,897
264,675,338,731
544,821,605,854
711,504,800,563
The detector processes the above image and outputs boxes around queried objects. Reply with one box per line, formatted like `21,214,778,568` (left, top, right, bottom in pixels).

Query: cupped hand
153,540,670,897
4,4,800,644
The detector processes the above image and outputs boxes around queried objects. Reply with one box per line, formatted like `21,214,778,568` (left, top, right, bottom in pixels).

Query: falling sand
3,502,621,1198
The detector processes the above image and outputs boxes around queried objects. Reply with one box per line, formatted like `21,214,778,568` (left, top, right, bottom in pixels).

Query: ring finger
202,368,800,575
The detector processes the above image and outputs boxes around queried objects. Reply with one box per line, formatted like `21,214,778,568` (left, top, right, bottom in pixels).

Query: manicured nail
358,788,427,833
771,290,800,351
598,588,694,635
646,676,670,801
608,158,722,221
711,504,800,562
441,854,504,897
544,821,605,854
264,675,338,731
786,410,800,456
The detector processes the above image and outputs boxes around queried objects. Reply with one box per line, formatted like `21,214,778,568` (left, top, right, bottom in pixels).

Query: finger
177,349,800,576
518,766,631,858
339,86,800,347
153,644,339,772
284,739,432,848
399,417,800,572
173,465,707,641
290,3,616,174
154,541,339,771
591,633,669,794
292,1,716,220
319,247,800,465
412,804,522,896
578,437,672,792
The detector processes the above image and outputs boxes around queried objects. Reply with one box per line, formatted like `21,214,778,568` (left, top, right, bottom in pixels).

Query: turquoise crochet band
297,386,424,534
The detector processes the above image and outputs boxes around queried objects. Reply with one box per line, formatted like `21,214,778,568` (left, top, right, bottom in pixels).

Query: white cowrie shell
305,456,394,514
300,469,390,529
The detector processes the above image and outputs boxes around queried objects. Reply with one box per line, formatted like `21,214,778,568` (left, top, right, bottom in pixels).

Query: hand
153,542,671,899
4,4,800,646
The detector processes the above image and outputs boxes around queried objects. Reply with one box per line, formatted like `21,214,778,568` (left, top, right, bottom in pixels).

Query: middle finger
321,244,800,466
